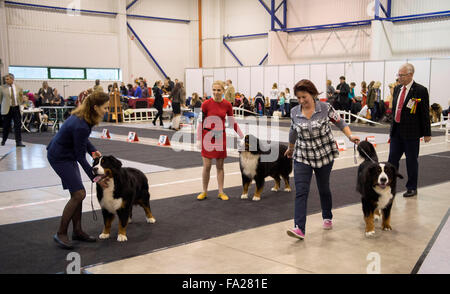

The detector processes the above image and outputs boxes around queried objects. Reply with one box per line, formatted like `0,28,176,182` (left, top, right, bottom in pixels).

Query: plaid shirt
289,100,347,168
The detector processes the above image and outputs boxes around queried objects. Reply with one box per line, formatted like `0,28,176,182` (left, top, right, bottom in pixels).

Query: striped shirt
289,100,347,168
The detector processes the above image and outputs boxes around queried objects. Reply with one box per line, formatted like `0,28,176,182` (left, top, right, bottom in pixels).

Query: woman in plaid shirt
285,79,360,240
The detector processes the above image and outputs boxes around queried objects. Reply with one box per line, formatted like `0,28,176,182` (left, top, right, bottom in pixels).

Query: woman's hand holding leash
349,135,360,145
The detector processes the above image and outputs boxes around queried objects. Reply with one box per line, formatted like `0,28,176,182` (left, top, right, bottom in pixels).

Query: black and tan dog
92,155,155,242
239,134,293,201
357,141,403,237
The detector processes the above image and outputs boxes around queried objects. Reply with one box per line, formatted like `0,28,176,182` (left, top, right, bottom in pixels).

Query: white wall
186,57,450,107
2,0,199,96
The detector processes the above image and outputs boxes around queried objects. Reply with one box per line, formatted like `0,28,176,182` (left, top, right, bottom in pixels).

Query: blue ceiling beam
127,14,190,23
126,0,139,11
127,22,168,78
222,37,243,66
5,1,117,16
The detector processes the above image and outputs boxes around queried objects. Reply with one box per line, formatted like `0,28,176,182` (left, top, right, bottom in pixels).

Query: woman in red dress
196,81,244,201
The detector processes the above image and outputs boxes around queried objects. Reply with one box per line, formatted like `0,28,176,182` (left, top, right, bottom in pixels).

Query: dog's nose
93,167,98,173
380,177,387,184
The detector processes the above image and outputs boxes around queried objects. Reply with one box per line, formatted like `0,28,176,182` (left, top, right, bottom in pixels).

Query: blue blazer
134,86,142,98
47,115,97,180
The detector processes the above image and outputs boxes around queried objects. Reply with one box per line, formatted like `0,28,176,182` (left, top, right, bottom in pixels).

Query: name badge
406,99,414,109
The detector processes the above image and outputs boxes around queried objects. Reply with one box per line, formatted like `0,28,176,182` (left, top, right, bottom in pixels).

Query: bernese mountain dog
239,134,293,201
92,155,156,242
357,141,403,237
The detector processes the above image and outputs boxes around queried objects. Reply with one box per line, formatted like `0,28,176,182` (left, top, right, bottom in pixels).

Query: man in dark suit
1,74,25,147
335,76,350,111
388,63,431,197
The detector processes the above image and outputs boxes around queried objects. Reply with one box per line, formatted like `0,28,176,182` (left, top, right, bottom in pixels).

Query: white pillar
370,20,393,60
0,0,10,79
117,0,129,83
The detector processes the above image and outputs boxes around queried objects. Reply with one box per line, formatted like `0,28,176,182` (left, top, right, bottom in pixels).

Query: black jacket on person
390,81,431,140
153,86,164,109
336,82,350,105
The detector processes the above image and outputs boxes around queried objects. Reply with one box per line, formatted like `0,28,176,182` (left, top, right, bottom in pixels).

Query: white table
40,106,75,132
21,108,43,133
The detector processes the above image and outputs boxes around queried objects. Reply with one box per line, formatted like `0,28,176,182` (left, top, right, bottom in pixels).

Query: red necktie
395,86,407,123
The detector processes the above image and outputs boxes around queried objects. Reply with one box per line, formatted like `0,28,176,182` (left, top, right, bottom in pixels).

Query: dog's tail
357,140,378,162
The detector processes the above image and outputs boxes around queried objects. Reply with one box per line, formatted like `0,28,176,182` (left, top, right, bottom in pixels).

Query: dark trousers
153,106,163,125
388,125,420,191
269,100,278,116
2,106,22,144
293,160,334,233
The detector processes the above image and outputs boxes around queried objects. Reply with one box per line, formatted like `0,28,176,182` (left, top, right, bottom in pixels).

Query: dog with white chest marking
356,141,403,237
239,134,293,201
92,155,156,242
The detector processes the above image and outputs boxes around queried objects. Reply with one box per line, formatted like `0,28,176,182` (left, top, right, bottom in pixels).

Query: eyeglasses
397,73,411,77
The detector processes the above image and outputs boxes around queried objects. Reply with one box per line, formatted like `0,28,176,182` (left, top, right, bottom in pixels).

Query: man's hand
92,151,102,159
424,136,431,143
284,148,294,159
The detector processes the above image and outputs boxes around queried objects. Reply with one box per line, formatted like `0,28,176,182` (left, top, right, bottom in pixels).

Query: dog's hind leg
282,175,291,192
271,175,281,192
139,197,156,224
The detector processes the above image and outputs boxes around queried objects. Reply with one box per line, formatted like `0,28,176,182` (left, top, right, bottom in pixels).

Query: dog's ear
109,156,123,169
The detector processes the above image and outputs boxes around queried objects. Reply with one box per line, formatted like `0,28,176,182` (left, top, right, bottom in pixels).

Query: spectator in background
361,81,368,106
51,88,64,106
127,84,134,96
254,92,265,116
152,80,164,127
1,74,25,147
141,81,149,98
326,80,336,107
190,92,202,110
167,77,174,92
367,81,382,122
269,83,279,116
348,82,356,111
287,88,297,116
93,80,103,93
120,82,128,96
162,79,171,95
335,76,350,111
224,80,235,105
279,92,287,117
37,81,54,106
134,80,142,98
170,82,186,131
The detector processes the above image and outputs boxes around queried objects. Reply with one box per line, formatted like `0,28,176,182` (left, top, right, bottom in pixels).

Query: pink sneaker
287,227,305,240
323,219,333,230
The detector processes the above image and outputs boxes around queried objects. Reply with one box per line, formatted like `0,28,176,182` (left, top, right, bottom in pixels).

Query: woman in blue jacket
47,91,109,249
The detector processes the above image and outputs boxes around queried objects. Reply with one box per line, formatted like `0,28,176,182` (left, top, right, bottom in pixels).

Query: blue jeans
293,160,334,233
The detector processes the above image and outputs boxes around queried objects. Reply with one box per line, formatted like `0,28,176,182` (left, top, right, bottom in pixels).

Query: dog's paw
271,187,279,192
241,193,248,199
117,234,128,242
365,231,375,237
146,217,156,224
252,196,261,201
382,225,392,231
284,187,292,192
99,233,110,239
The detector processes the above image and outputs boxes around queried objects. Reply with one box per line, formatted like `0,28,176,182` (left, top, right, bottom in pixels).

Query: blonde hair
374,81,382,88
272,83,278,89
212,80,225,90
71,91,109,126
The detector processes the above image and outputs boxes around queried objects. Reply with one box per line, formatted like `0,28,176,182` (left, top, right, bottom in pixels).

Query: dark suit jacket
390,81,431,140
336,82,350,105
